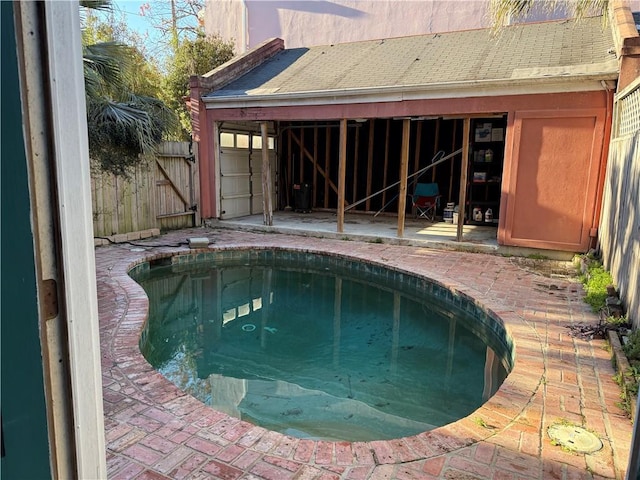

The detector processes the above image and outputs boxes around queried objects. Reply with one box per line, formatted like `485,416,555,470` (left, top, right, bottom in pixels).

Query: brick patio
97,228,632,479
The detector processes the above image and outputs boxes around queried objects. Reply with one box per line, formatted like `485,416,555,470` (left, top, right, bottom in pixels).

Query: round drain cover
547,424,603,453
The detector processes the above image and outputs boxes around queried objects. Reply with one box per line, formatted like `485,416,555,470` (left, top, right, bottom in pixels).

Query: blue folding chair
411,183,441,221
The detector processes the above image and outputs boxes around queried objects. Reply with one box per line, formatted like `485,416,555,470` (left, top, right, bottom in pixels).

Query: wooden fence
599,77,640,329
91,141,200,238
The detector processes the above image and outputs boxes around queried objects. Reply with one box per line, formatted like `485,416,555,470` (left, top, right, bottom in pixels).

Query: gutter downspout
591,80,615,249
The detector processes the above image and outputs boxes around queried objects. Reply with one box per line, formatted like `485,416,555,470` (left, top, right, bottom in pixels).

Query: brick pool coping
97,229,632,479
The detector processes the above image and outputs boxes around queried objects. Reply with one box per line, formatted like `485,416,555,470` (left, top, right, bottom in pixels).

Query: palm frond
83,42,128,94
130,95,180,135
490,0,608,32
87,98,159,176
575,0,608,20
83,65,106,100
80,0,112,11
88,99,156,153
490,0,534,28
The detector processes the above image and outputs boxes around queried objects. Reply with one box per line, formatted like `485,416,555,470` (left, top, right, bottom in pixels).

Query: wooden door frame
12,3,107,477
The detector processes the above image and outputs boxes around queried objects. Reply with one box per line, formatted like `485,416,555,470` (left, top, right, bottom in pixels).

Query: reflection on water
138,260,508,441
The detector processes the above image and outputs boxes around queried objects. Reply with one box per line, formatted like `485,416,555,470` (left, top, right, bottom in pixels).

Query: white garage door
219,130,276,220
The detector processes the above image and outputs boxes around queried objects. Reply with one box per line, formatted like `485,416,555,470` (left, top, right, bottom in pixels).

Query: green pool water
135,251,510,441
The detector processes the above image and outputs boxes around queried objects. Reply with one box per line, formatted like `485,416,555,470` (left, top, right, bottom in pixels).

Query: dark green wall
1,2,53,478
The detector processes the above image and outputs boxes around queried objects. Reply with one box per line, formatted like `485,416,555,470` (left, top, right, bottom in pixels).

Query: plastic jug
485,149,493,162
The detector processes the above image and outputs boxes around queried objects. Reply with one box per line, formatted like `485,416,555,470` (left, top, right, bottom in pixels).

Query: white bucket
452,212,459,224
443,206,454,223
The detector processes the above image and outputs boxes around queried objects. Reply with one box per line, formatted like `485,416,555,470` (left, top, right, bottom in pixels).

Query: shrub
580,260,614,312
623,330,640,369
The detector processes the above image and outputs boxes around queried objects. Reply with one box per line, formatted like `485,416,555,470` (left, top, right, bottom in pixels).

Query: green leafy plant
527,253,548,260
579,258,614,312
614,375,633,415
613,353,639,416
605,314,629,327
473,417,487,427
473,417,494,429
160,33,234,139
628,365,640,394
623,330,640,369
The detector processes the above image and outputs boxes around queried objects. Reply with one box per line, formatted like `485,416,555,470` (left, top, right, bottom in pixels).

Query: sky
97,1,177,65
111,1,153,34
101,0,205,66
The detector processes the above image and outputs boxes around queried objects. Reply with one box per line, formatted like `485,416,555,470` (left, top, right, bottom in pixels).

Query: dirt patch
509,257,578,279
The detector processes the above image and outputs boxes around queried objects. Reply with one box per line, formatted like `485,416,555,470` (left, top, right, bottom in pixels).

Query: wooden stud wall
365,120,375,211
278,118,464,217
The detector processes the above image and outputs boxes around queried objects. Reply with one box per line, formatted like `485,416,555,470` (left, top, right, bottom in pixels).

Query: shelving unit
466,117,506,226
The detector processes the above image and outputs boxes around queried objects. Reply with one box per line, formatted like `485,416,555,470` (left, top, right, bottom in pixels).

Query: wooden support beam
156,211,195,220
299,127,304,183
313,127,318,207
412,121,422,190
290,130,345,203
365,119,375,211
352,126,360,204
397,119,410,237
381,119,390,207
261,122,273,226
457,118,471,241
337,119,347,233
432,118,441,182
449,120,457,203
324,127,331,208
155,159,189,207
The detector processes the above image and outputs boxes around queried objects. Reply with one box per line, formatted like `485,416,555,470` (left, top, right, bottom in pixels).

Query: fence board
91,141,195,237
600,82,640,329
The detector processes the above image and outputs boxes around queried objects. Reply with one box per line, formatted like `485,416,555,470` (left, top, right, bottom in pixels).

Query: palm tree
489,0,608,28
81,0,177,176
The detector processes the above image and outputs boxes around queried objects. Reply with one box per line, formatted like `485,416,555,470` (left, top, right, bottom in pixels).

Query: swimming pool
132,249,513,442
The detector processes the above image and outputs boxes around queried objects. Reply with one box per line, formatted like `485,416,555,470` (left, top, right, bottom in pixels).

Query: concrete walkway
207,211,575,260
97,228,632,479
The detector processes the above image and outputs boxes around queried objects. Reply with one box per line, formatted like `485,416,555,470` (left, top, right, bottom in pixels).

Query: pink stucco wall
203,0,640,53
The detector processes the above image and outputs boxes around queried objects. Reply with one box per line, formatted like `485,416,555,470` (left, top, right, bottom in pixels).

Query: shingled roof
203,16,618,106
